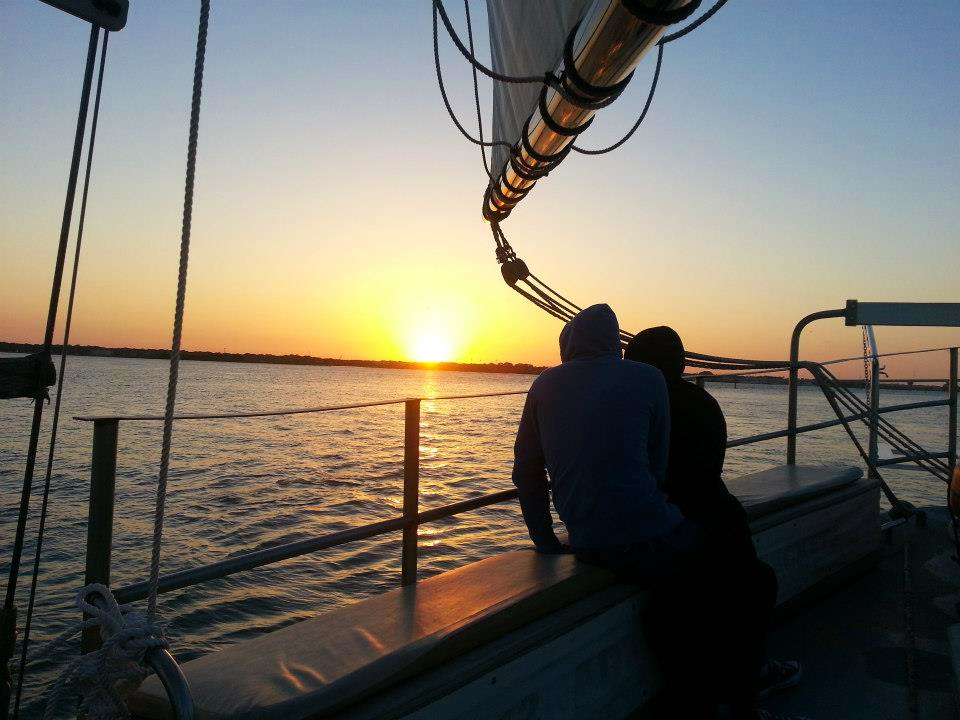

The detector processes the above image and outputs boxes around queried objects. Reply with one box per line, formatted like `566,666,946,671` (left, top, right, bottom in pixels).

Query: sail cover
487,0,593,178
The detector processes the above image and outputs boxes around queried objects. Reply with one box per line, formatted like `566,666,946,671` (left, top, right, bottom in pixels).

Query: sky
1,1,958,376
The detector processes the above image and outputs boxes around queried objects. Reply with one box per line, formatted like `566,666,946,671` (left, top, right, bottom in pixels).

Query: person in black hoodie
625,326,802,718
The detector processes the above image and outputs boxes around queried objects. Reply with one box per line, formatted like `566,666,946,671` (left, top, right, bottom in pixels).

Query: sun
410,329,455,363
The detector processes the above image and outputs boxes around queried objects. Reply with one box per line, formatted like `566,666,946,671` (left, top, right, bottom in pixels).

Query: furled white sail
486,0,593,177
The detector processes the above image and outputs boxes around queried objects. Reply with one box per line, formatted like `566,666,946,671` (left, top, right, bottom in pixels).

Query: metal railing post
401,400,420,586
949,348,958,473
787,308,846,465
82,419,118,653
868,357,880,479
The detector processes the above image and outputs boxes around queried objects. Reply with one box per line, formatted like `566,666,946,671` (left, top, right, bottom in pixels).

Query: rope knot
42,584,168,720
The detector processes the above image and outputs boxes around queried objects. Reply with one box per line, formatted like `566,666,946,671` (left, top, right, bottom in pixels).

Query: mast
484,0,698,223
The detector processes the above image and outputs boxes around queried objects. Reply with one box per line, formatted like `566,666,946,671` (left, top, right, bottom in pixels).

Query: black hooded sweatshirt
625,326,755,558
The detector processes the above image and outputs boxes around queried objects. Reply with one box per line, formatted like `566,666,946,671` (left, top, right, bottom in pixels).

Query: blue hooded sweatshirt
512,304,682,551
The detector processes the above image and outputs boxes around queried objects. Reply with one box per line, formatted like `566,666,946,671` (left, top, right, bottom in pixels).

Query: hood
559,304,622,362
624,326,685,381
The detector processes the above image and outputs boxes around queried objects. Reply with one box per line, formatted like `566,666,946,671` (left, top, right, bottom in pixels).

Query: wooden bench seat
132,465,879,720
728,464,863,521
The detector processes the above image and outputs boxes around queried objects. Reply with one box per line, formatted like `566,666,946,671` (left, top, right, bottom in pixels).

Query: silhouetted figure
626,326,802,720
625,326,754,558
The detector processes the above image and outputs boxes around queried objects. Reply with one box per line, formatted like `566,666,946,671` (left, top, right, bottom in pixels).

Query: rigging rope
432,1,513,164
148,0,210,622
571,43,663,155
659,0,729,45
13,28,110,719
433,0,546,85
463,0,492,179
434,0,730,161
437,0,734,325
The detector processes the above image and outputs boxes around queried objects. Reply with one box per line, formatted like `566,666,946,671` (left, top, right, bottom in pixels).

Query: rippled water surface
1,355,954,714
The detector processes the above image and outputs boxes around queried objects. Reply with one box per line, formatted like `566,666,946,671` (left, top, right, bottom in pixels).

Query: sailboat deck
762,506,958,720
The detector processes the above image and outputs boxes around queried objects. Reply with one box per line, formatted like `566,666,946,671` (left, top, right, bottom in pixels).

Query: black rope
512,284,574,323
433,1,513,160
438,0,730,160
520,278,576,319
433,0,546,85
1,25,100,717
434,0,611,113
571,43,663,156
463,0,491,180
12,29,110,717
560,22,635,110
528,273,582,315
659,0,729,45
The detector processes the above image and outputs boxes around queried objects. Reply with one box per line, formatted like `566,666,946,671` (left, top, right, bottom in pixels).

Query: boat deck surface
763,505,958,720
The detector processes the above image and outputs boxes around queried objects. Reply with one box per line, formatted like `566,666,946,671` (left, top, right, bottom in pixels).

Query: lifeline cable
1,24,100,719
12,29,110,719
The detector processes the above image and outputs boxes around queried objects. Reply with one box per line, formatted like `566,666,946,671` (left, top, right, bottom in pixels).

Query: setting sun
409,329,455,363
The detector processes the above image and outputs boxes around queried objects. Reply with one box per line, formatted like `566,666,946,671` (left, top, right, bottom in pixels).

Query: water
0,355,954,714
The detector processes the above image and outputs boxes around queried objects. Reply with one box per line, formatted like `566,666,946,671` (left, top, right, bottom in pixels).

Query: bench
131,465,879,720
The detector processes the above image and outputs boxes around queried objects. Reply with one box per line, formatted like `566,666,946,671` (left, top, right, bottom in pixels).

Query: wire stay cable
12,29,110,719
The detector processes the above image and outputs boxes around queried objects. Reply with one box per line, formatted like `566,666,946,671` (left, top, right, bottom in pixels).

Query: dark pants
576,519,778,719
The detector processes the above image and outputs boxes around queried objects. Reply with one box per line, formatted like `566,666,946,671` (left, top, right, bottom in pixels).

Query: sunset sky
1,1,958,376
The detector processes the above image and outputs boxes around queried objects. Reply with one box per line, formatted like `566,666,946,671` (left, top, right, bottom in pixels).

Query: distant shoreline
1,342,947,391
0,342,546,376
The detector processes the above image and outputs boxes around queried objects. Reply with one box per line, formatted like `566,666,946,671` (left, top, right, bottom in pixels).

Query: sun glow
409,329,455,363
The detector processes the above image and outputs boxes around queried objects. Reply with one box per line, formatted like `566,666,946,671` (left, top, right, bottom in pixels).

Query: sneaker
755,710,811,720
757,659,803,698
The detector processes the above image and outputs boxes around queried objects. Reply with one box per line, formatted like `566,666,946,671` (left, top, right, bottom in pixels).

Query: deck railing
73,348,958,646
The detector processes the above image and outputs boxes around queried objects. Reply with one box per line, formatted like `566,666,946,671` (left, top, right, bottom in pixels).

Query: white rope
148,0,209,622
41,585,167,720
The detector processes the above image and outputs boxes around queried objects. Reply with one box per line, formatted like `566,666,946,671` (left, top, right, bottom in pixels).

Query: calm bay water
0,354,954,714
